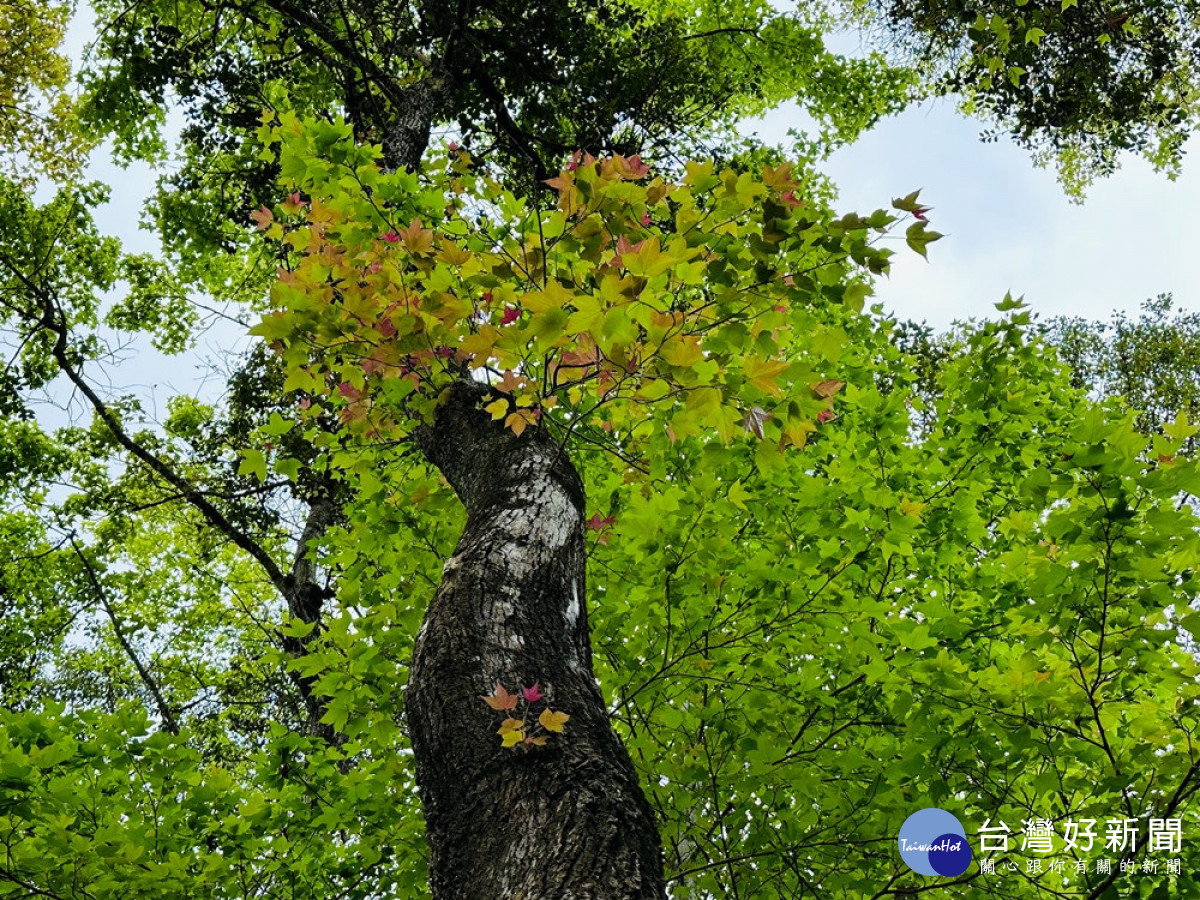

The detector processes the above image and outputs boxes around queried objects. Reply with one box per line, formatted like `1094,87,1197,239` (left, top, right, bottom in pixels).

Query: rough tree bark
409,381,666,899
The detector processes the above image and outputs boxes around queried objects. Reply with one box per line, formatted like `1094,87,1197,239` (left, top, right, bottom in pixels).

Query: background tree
1049,294,1200,446
851,0,1200,193
0,0,91,185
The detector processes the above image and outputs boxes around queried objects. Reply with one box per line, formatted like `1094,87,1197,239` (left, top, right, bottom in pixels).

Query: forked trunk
408,381,665,899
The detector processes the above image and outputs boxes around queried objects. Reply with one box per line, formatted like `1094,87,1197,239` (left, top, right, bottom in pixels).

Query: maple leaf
613,235,645,269
779,190,802,209
525,735,549,747
483,683,518,711
641,212,652,226
587,513,615,531
448,141,460,151
498,717,524,733
381,231,401,243
496,370,524,394
743,356,790,395
816,409,835,424
522,684,544,703
742,406,769,440
500,728,525,748
559,344,599,369
539,709,570,733
624,154,651,178
250,206,273,230
761,162,797,191
811,379,845,399
899,498,926,519
337,382,363,401
500,305,521,325
505,410,536,436
280,192,305,215
399,218,435,254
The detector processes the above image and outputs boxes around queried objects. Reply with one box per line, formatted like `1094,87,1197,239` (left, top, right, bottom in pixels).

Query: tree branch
68,536,180,735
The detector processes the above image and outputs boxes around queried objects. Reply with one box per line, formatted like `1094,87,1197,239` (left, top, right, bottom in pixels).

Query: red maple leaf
521,684,544,703
624,154,651,178
587,513,615,531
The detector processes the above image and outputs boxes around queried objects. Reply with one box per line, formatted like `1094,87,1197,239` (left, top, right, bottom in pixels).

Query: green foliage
855,0,1200,192
77,0,913,299
588,304,1200,895
248,115,901,461
0,0,91,185
3,0,1200,897
1049,294,1200,448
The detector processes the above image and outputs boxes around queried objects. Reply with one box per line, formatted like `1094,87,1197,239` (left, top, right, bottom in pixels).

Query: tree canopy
3,0,1200,898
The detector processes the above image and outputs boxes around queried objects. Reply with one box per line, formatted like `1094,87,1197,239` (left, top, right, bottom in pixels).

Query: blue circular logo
898,808,972,876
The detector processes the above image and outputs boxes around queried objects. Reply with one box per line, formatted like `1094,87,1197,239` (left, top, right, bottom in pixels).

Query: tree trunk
408,381,665,899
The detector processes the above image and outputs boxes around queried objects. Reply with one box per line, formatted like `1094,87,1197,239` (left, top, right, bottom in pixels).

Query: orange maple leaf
482,683,518,711
399,218,434,255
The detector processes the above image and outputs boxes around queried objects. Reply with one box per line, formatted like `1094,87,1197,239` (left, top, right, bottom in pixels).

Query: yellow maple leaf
437,243,472,266
743,356,790,395
500,728,525,748
660,335,703,368
899,498,926,520
485,398,509,421
538,709,570,733
457,326,498,363
506,410,537,437
498,717,524,733
782,419,814,449
762,163,800,193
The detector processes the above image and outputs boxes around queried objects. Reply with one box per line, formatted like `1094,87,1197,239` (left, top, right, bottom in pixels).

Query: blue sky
756,97,1200,329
